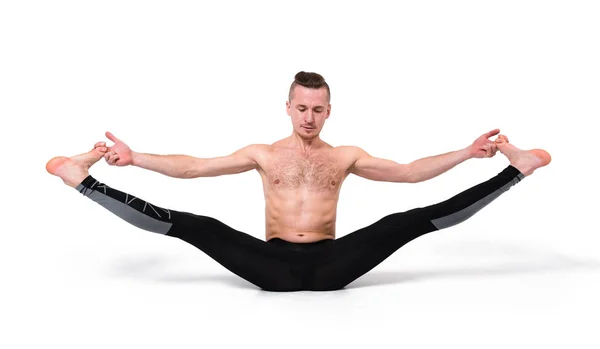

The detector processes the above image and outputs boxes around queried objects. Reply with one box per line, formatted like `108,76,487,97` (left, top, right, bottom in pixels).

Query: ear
326,103,331,119
286,100,291,116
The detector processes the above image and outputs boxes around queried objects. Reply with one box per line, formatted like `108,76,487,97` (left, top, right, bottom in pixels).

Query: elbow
398,163,419,183
182,157,210,179
180,170,195,179
403,175,420,183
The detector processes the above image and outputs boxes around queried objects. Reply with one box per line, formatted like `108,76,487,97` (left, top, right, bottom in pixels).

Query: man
46,71,551,292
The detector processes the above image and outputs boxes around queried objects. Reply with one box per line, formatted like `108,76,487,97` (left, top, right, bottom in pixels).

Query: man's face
286,85,331,139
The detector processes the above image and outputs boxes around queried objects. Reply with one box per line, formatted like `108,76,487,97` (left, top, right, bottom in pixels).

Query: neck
288,131,324,153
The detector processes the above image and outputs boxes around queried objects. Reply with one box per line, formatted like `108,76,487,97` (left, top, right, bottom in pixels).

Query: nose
305,110,315,123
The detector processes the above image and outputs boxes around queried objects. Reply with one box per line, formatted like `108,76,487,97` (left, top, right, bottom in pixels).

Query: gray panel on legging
76,183,172,235
430,173,524,230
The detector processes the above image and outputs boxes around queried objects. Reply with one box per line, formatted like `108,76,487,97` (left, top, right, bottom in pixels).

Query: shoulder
332,145,371,172
235,144,275,166
334,145,369,159
238,143,271,157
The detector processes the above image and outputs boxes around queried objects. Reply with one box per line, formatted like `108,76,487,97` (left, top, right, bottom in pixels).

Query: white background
2,0,599,348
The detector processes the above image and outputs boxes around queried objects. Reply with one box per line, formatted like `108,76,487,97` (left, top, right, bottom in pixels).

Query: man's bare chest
264,152,348,191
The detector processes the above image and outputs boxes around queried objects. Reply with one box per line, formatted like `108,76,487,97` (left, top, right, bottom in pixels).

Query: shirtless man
46,71,551,291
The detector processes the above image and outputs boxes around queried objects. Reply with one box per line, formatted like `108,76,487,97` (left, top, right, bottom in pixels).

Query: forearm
131,152,206,178
408,147,473,182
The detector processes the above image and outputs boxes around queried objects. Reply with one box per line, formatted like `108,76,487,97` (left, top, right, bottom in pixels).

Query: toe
495,134,509,144
92,147,106,156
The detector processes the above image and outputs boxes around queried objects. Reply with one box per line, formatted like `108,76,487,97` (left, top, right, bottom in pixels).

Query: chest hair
268,152,344,191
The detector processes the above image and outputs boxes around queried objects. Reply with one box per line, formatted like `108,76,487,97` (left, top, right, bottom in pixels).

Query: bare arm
132,144,261,179
349,129,500,183
349,146,472,183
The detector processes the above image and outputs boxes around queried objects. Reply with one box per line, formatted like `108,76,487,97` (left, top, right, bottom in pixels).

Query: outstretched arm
349,129,500,183
132,145,260,178
101,131,261,178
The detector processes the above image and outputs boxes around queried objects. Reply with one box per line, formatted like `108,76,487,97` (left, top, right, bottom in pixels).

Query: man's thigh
312,209,437,290
167,211,306,291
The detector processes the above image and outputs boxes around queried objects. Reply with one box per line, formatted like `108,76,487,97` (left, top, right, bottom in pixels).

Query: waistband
267,237,334,251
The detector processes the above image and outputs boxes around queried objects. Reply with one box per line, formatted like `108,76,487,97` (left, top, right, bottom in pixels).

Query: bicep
349,146,413,183
203,144,260,177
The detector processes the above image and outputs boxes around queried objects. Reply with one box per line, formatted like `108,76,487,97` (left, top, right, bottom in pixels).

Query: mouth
302,126,315,129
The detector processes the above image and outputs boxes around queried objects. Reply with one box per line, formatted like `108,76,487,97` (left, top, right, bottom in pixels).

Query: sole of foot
46,147,105,188
495,135,551,176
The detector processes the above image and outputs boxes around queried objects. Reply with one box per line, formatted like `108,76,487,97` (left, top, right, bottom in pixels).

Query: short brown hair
288,71,330,102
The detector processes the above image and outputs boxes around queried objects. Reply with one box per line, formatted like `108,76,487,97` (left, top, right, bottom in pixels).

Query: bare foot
46,145,107,188
495,135,552,176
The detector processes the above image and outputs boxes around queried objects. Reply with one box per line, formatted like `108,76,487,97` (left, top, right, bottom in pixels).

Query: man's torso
252,141,357,243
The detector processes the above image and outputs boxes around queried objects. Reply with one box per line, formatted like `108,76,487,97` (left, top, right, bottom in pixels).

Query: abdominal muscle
265,191,338,243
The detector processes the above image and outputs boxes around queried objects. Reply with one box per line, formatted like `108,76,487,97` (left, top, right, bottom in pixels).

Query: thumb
105,131,121,144
484,128,500,138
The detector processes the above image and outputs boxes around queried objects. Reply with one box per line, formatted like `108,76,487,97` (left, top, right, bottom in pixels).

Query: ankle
510,162,528,176
64,172,88,188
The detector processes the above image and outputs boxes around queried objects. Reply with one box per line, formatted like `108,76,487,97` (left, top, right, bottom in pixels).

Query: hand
469,129,500,158
95,131,134,166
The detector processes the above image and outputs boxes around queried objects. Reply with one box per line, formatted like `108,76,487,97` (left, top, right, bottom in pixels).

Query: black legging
75,165,524,291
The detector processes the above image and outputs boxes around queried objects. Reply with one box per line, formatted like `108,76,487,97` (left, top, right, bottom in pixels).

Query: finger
104,153,115,163
484,128,500,138
94,141,106,148
105,131,121,144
